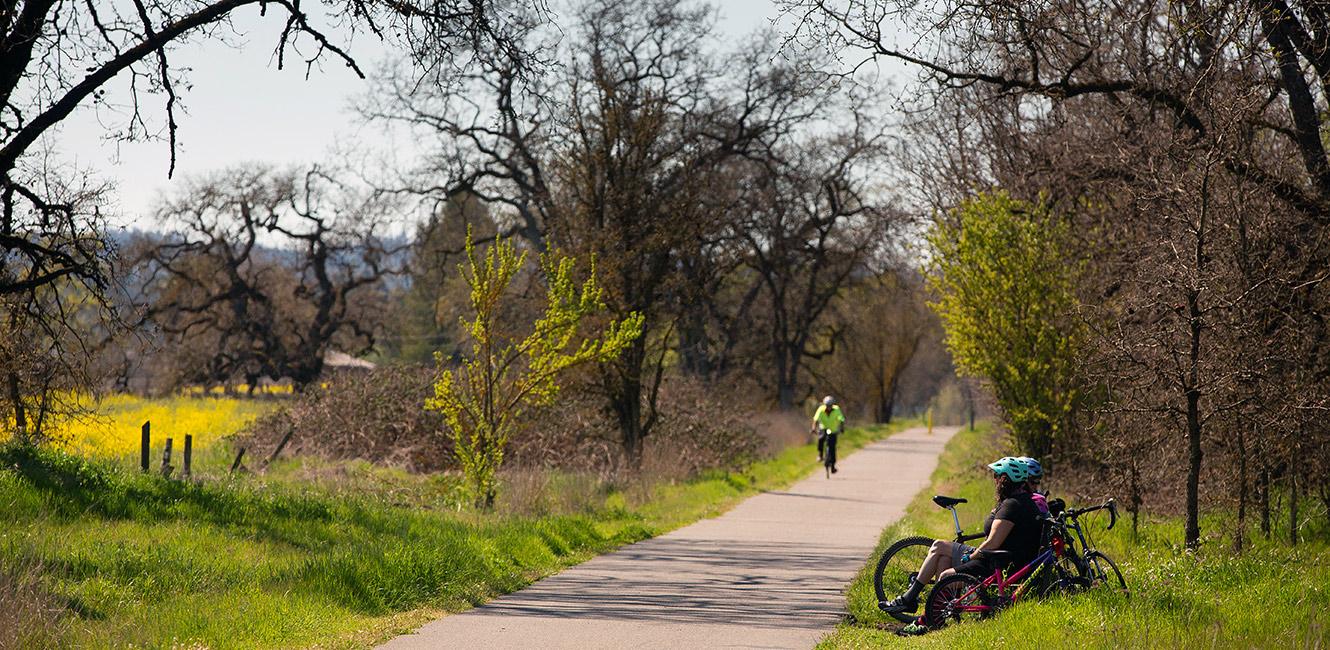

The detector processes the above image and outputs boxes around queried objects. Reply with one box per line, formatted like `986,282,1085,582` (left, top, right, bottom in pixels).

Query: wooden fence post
140,421,150,472
160,438,174,479
230,447,246,472
182,434,193,479
265,429,294,466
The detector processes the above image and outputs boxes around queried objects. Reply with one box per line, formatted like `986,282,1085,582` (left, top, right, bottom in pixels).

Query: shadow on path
474,538,856,629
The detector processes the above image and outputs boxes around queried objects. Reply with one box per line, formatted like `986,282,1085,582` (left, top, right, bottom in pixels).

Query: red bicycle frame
945,537,1065,614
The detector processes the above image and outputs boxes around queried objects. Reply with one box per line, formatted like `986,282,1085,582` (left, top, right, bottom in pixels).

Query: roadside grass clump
0,553,73,650
3,419,917,649
822,423,1330,650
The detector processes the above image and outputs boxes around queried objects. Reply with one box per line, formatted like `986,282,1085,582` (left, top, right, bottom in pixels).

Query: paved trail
377,426,959,650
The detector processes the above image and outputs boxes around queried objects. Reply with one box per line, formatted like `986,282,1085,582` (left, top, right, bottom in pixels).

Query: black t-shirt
980,491,1044,568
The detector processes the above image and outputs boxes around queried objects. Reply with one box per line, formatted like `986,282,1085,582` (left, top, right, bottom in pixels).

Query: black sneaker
879,594,918,613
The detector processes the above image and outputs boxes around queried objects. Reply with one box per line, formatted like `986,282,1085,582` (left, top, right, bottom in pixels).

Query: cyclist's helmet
988,456,1030,483
1017,456,1043,478
823,395,836,406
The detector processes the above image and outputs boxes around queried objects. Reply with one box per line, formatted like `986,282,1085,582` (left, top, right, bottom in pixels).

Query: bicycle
873,495,986,623
923,499,1127,629
813,427,839,478
1043,498,1128,594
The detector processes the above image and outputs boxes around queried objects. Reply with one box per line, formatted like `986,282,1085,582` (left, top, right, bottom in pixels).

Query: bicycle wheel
1084,550,1128,594
924,572,989,628
872,536,933,623
1041,557,1092,597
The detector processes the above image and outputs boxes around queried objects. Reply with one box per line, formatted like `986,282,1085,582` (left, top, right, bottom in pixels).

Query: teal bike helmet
988,456,1030,483
1017,456,1043,478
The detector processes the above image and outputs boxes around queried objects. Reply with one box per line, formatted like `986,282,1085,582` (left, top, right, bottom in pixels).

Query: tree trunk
1130,455,1142,540
1184,289,1204,551
1184,387,1203,550
876,373,900,424
7,369,26,444
1234,429,1247,554
608,339,647,466
1289,452,1299,547
1260,467,1271,538
775,345,795,412
875,391,893,424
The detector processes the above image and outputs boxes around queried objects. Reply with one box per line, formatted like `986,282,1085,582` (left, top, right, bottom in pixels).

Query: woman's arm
972,519,1014,556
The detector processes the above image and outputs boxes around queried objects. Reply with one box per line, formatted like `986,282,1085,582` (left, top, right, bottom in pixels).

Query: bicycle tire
924,572,988,628
1084,550,1128,594
872,535,934,623
1041,556,1092,597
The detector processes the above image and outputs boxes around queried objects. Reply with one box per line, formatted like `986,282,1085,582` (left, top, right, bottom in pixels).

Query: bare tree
139,165,402,390
368,0,832,460
816,270,936,423
2,0,545,295
0,170,119,443
731,128,901,411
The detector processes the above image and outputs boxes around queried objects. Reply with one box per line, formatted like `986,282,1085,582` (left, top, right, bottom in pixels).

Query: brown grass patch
0,557,71,650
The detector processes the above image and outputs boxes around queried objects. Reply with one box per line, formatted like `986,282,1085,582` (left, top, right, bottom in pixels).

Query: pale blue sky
55,1,907,223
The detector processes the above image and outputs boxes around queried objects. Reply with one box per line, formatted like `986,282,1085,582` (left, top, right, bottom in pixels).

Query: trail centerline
376,425,959,650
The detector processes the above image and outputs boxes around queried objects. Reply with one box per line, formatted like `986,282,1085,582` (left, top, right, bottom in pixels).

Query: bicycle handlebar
1064,499,1118,530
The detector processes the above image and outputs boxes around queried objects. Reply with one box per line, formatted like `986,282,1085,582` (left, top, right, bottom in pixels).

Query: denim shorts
950,541,978,568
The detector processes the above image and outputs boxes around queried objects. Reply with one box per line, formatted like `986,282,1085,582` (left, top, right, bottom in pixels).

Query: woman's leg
882,540,960,612
915,539,960,584
936,541,975,581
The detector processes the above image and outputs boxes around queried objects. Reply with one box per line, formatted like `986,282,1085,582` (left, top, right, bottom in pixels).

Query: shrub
508,375,762,479
238,365,451,472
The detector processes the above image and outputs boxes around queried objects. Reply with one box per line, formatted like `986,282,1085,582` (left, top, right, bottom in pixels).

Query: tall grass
0,553,72,650
2,419,916,649
822,423,1330,650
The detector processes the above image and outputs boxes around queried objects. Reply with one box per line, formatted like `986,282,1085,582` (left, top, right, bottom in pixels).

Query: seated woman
1018,456,1050,515
880,456,1045,613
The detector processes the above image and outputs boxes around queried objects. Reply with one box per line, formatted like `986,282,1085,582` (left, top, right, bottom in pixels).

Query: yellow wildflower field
50,394,281,458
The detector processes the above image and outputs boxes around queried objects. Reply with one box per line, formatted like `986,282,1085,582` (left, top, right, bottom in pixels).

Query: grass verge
820,423,1330,650
2,419,914,649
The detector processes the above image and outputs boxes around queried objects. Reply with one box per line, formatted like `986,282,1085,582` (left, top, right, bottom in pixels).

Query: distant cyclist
811,395,845,475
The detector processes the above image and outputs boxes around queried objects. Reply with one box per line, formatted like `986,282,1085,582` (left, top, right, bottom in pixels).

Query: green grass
1,419,916,649
820,423,1330,650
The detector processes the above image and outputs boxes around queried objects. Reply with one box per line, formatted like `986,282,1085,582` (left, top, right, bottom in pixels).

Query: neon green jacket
813,404,845,432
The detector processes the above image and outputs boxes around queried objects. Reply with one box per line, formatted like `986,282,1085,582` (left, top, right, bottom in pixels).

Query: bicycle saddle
933,495,968,508
976,549,1015,568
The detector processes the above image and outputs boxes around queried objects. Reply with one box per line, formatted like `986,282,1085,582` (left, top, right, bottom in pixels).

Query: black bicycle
813,427,838,478
1041,498,1128,595
873,495,985,623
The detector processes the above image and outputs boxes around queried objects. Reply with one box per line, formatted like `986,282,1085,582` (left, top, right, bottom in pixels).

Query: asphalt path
376,425,959,650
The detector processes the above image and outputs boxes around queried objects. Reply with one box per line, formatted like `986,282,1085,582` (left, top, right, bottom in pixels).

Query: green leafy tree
924,192,1086,458
426,232,643,508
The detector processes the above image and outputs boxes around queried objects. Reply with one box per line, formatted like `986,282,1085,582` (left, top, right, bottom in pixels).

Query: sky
55,1,808,225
